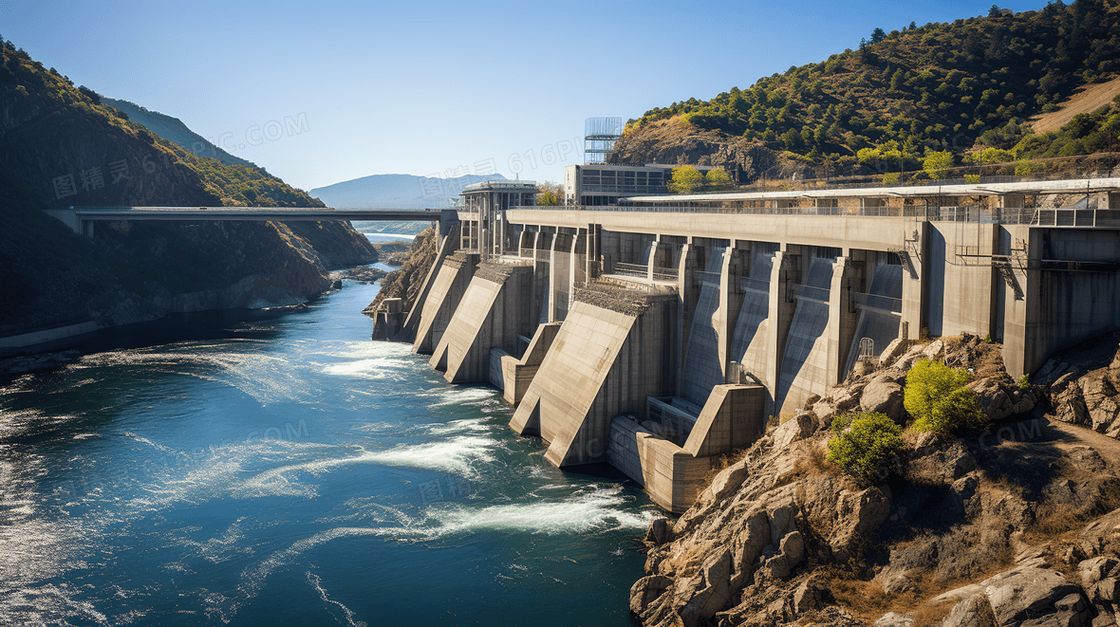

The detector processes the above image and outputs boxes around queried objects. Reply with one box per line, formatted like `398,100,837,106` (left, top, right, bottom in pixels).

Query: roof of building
462,180,539,193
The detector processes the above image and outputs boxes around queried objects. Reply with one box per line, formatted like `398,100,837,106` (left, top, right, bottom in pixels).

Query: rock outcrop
631,335,1120,627
1040,332,1120,441
606,119,801,183
362,226,437,318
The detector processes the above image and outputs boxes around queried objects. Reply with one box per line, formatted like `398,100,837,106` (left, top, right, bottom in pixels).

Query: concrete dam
371,177,1120,512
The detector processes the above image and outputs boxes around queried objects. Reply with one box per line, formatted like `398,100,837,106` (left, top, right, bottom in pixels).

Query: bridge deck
64,206,439,221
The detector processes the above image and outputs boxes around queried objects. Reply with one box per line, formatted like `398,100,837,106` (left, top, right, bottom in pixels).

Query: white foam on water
427,418,492,436
421,387,499,407
322,341,414,361
307,571,367,627
416,485,657,537
321,357,407,380
237,485,654,602
314,341,415,381
0,583,109,627
73,348,307,406
124,432,179,456
234,448,372,499
170,518,253,565
361,435,496,477
238,526,389,599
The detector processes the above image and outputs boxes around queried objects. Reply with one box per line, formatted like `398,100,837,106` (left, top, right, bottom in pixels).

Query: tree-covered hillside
626,0,1120,173
0,37,323,208
0,36,373,332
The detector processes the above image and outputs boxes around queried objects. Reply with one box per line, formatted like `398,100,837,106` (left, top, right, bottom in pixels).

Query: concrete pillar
548,232,570,323
573,231,587,291
901,221,928,341
717,246,747,382
764,250,797,416
1007,228,1044,378
587,224,602,281
646,239,659,281
676,242,697,395
826,257,860,386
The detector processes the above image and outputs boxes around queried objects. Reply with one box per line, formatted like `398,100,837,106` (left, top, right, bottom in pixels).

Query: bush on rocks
904,359,988,434
827,412,908,482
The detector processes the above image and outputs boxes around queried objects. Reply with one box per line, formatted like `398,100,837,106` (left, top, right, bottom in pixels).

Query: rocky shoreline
631,334,1120,627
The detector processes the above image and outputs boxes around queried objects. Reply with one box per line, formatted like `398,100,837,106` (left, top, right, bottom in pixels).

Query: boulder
829,386,863,413
698,459,750,510
879,337,908,367
922,339,945,361
644,517,672,546
983,568,1086,627
829,486,891,562
774,412,816,449
792,576,828,614
874,612,914,627
813,400,838,426
941,592,998,627
860,376,905,422
630,575,672,616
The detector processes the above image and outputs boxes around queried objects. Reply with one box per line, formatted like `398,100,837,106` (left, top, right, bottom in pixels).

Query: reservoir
0,234,655,626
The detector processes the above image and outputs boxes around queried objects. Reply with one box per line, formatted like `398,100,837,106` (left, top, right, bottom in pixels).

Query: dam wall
429,261,539,382
391,180,1120,511
412,252,478,354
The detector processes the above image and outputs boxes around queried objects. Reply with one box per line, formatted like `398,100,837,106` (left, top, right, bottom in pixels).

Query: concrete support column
764,250,797,415
900,221,928,341
646,239,660,281
676,243,700,395
574,231,588,290
717,246,747,381
826,257,860,386
1007,228,1044,378
587,224,601,281
547,233,569,323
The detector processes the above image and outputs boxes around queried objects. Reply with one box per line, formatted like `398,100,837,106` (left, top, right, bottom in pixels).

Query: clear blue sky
3,0,1048,192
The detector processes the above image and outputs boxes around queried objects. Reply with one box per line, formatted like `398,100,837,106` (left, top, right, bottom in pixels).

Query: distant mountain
310,173,507,209
102,97,256,169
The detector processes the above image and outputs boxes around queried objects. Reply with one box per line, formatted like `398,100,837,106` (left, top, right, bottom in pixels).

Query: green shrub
827,412,907,481
904,359,988,433
830,413,855,434
1018,373,1031,390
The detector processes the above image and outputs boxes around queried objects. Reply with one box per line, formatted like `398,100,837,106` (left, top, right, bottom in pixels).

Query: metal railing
508,203,1120,227
612,262,679,282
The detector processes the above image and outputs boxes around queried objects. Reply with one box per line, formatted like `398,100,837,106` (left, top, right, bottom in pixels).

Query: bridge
44,206,448,237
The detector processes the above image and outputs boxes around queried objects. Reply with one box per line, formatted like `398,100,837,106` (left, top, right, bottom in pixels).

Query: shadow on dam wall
775,255,834,414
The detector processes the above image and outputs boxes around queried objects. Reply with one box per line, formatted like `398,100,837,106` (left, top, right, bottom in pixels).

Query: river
0,234,656,626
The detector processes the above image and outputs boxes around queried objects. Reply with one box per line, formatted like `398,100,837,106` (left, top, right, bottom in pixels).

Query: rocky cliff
632,334,1120,627
0,40,375,337
606,119,802,183
362,226,437,318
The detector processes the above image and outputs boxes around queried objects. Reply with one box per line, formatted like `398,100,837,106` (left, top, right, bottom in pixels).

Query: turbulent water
0,234,656,626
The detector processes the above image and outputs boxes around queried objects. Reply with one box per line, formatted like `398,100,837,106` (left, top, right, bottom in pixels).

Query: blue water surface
0,236,656,626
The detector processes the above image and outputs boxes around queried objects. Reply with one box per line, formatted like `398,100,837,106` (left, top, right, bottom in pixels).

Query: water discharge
0,259,654,626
